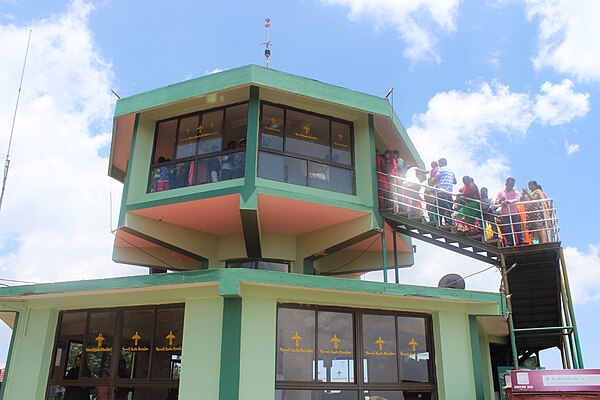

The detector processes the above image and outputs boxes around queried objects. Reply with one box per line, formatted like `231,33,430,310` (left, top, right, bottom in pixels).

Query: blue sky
0,0,598,370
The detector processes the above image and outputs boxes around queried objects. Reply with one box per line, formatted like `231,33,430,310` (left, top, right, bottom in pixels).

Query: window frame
147,101,249,193
225,258,291,273
258,101,356,195
46,304,185,398
275,304,437,395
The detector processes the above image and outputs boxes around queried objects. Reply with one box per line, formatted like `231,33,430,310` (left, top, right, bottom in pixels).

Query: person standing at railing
403,164,425,217
521,180,549,244
495,177,524,246
156,156,170,192
480,187,499,239
432,158,457,225
454,176,482,234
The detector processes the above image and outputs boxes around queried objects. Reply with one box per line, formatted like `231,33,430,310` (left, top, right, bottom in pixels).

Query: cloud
565,140,580,156
526,0,600,82
0,0,143,284
563,245,600,303
407,79,589,193
534,79,589,126
320,0,459,62
205,68,223,75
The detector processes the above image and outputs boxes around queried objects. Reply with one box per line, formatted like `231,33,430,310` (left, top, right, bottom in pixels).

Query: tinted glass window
154,119,177,163
120,309,154,379
258,152,307,186
85,311,116,379
331,121,352,166
397,317,431,383
261,104,284,151
317,311,354,383
176,115,200,159
276,308,315,382
285,110,329,160
152,308,184,380
362,314,398,383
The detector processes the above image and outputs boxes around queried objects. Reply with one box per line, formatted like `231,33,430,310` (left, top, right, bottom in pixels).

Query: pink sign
509,369,600,393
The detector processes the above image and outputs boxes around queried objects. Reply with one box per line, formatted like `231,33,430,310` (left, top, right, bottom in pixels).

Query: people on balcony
432,158,457,225
521,180,549,244
495,177,524,246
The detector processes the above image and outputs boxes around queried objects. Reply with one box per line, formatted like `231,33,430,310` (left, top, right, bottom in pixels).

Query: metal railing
377,171,559,247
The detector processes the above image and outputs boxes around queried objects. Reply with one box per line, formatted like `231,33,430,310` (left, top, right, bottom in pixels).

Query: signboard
508,369,600,393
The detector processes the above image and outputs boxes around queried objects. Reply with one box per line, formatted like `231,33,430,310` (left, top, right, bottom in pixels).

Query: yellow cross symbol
270,117,277,125
409,338,418,352
196,124,204,133
302,124,311,134
330,334,341,349
375,336,385,351
337,134,343,141
95,333,105,347
132,331,141,346
166,330,176,346
291,332,302,347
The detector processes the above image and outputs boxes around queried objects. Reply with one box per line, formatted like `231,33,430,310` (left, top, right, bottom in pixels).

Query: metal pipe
559,247,584,368
393,230,399,284
500,255,519,369
381,230,388,283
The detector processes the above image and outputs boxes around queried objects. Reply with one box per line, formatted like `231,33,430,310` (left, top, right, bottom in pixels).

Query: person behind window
94,369,110,400
233,138,246,178
220,140,236,181
156,157,170,192
64,354,90,400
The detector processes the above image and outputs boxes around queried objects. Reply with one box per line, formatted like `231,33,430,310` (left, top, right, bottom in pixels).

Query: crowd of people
376,151,555,247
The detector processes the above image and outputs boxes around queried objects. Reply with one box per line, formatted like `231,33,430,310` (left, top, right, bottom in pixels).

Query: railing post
559,247,584,368
381,229,388,283
501,255,519,369
393,230,399,284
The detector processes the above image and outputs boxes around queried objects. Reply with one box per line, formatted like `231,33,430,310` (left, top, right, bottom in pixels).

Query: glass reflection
362,314,398,383
276,308,315,382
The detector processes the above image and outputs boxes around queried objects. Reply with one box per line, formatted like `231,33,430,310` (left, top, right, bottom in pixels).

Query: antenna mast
261,18,272,68
0,29,32,213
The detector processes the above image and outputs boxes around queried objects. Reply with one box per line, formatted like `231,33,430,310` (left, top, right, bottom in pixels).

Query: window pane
258,261,289,272
120,310,154,380
152,308,184,380
198,109,223,155
363,391,431,400
331,122,352,166
176,115,200,159
115,386,179,400
261,104,284,151
397,317,430,383
317,311,354,383
276,308,315,382
85,312,116,379
154,119,177,163
223,103,248,151
308,162,353,194
51,312,86,381
227,260,256,269
193,155,221,185
276,390,358,400
285,110,330,160
362,314,398,383
258,152,307,186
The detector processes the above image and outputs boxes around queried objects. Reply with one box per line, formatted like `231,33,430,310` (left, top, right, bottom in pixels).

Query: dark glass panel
192,155,221,185
114,386,179,399
152,307,184,380
232,150,246,179
276,308,315,382
285,110,330,160
120,309,154,380
276,390,358,400
223,103,248,150
52,312,86,381
227,260,256,269
257,261,289,272
85,311,116,379
261,104,284,151
362,314,398,383
175,115,200,159
363,391,431,400
331,121,351,166
308,162,353,195
198,109,223,155
154,119,177,163
258,152,307,186
397,317,430,383
317,311,354,383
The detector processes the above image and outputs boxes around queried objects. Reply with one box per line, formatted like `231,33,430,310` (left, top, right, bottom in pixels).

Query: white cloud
565,140,580,155
563,245,600,303
535,79,589,126
205,68,223,75
320,0,459,62
0,0,143,284
407,79,589,194
527,0,600,82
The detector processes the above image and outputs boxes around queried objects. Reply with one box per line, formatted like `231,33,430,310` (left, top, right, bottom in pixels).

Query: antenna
0,29,32,213
260,18,273,68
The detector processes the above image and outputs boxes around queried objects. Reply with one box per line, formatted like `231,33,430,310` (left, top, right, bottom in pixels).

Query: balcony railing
377,172,559,247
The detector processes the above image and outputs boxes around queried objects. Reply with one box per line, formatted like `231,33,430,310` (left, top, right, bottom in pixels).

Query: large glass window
259,102,355,195
149,102,248,193
276,305,435,398
47,305,184,400
226,258,290,272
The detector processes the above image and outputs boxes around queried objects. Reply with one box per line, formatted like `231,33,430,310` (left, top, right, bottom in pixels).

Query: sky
0,0,598,371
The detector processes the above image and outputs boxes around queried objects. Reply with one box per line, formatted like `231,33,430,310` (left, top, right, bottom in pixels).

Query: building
0,65,583,400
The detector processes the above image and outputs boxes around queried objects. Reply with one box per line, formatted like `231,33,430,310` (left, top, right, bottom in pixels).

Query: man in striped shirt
434,158,457,225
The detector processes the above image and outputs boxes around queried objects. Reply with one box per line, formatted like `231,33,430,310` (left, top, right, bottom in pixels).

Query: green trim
0,312,19,400
118,113,140,227
243,86,259,192
469,315,485,400
303,259,314,275
219,297,242,400
127,184,245,211
0,268,502,305
368,115,383,227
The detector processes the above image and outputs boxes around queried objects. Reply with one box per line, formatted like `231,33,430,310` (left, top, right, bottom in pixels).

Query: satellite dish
438,273,465,289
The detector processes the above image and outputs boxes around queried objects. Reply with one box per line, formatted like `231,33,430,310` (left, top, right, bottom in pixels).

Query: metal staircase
378,173,583,369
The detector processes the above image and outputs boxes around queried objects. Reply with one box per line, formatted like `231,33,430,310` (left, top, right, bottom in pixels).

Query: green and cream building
0,66,528,400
